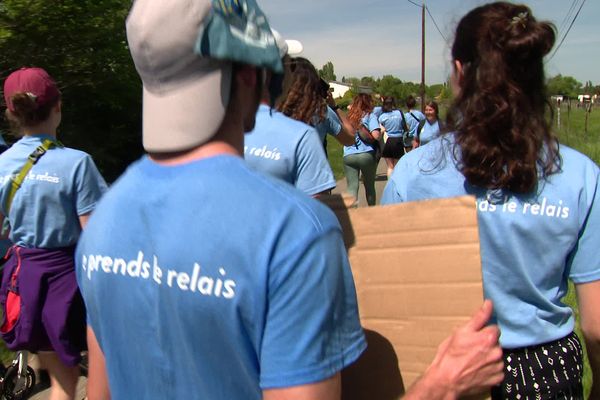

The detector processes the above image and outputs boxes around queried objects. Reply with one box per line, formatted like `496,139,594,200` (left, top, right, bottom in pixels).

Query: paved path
332,157,389,207
28,376,86,400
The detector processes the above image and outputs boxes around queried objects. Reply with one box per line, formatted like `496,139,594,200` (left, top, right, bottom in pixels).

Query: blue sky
258,0,599,85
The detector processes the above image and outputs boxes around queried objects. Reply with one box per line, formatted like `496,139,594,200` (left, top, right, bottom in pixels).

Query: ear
54,100,62,113
451,60,465,95
454,60,464,82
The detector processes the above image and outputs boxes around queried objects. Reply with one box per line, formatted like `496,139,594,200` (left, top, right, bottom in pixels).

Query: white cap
126,0,232,153
271,29,304,58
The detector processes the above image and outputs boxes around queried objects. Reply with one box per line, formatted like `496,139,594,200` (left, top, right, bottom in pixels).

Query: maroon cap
3,67,60,112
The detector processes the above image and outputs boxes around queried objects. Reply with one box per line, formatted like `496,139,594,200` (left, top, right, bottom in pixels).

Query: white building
328,81,353,99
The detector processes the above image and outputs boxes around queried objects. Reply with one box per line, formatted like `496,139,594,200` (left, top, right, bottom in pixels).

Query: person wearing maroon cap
0,67,107,400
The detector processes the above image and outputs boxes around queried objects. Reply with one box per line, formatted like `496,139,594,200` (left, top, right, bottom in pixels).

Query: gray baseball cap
126,0,282,152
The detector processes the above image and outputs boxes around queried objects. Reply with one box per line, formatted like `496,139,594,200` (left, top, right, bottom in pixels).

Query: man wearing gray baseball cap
75,1,502,399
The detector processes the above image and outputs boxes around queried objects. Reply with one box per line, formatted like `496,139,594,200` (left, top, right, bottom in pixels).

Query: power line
558,0,579,35
425,6,448,44
406,0,421,8
547,0,587,61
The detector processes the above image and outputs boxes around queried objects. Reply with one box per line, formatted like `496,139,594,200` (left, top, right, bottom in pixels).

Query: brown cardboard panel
321,195,485,399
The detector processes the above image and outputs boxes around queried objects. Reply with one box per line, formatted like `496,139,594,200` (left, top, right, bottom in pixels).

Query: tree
546,75,583,98
318,61,336,82
0,0,143,182
360,76,376,87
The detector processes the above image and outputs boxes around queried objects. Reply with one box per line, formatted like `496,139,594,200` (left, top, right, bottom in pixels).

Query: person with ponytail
343,93,381,206
382,3,599,399
0,67,107,400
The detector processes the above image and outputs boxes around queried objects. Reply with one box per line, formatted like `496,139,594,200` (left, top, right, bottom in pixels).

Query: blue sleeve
367,113,380,132
325,106,342,137
74,155,108,216
568,165,600,283
294,128,336,195
259,226,366,388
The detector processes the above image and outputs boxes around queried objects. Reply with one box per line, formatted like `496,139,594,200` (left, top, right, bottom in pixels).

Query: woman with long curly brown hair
278,57,354,148
382,2,599,399
342,92,381,206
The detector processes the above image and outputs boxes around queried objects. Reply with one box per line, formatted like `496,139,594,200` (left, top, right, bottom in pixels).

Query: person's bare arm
403,300,504,400
87,326,111,400
332,109,357,146
263,373,340,400
576,280,600,400
79,213,91,229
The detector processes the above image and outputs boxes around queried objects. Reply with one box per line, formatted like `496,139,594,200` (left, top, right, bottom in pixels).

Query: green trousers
343,151,377,206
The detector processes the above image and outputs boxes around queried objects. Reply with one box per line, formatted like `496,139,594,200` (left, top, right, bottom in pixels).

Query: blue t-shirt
314,106,342,143
378,110,404,138
372,106,383,118
343,111,380,157
76,155,366,399
381,134,600,348
419,120,440,145
403,110,426,146
244,105,335,195
0,134,107,248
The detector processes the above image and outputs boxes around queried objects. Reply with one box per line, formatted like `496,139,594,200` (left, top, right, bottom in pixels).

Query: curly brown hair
347,93,373,131
277,57,326,126
448,2,560,193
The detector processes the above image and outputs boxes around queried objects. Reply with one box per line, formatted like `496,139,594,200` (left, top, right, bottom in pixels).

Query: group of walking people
0,1,597,400
340,94,442,206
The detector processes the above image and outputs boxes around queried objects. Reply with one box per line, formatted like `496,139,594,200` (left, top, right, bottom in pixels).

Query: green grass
326,138,345,181
563,284,592,398
556,106,597,398
555,105,600,164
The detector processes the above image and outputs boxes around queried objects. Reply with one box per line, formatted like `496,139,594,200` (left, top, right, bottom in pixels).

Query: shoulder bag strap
399,110,409,132
5,138,61,214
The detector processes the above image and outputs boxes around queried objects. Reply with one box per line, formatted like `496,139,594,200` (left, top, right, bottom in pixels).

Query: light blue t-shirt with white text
76,155,366,399
244,105,335,195
382,134,600,348
0,134,107,248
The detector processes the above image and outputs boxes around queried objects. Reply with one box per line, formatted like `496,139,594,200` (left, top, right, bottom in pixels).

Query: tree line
319,61,600,107
0,0,143,183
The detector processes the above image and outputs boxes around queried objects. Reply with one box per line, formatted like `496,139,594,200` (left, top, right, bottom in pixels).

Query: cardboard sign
321,195,484,399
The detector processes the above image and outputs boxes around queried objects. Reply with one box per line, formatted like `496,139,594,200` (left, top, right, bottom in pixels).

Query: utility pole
421,1,426,111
